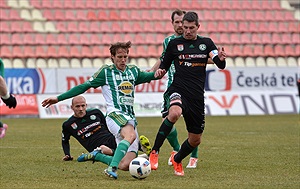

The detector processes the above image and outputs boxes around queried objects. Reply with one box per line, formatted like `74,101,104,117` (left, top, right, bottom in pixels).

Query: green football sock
109,140,130,168
94,153,113,165
166,126,180,152
190,146,199,158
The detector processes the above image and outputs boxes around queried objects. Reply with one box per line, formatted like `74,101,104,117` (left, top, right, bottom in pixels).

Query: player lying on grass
61,96,152,171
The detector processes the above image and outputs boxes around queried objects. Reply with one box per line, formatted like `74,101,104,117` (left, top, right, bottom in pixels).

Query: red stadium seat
0,46,12,58
0,34,11,45
130,10,143,21
230,33,240,44
35,34,46,45
234,11,245,21
268,22,278,33
92,46,102,57
138,0,150,9
0,21,10,32
10,22,22,33
284,45,296,56
74,0,86,9
56,22,67,32
274,45,286,57
261,33,272,44
69,34,80,45
111,22,122,33
86,0,96,9
9,9,21,20
120,10,130,21
238,22,248,32
219,33,230,44
12,46,24,58
232,45,243,57
67,22,78,32
0,9,9,20
81,46,92,58
70,46,81,58
132,22,144,33
109,10,120,20
54,10,66,21
264,45,275,56
35,46,47,58
78,22,90,33
240,33,251,44
141,10,151,21
65,10,77,20
23,34,35,45
265,11,274,21
148,45,158,57
87,11,97,21
58,46,70,58
271,33,282,44
101,33,113,45
288,22,299,33
47,46,58,58
57,34,68,45
122,22,132,33
228,21,238,32
0,0,8,8
99,21,111,33
282,33,292,44
11,33,23,45
76,10,87,21
90,34,101,45
98,11,108,21
251,33,262,44
253,45,265,57
144,22,154,33
231,1,242,10
90,21,100,32
45,34,57,45
23,46,35,58
80,34,90,45
242,45,254,57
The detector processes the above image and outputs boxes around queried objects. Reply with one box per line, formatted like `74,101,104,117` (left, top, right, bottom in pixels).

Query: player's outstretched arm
0,76,17,109
41,97,58,108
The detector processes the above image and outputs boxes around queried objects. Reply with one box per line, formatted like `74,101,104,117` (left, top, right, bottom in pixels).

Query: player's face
112,48,128,71
71,98,87,118
183,21,199,40
172,14,184,36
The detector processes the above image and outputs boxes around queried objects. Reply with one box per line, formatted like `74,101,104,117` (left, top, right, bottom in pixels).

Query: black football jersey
62,108,115,152
160,35,218,99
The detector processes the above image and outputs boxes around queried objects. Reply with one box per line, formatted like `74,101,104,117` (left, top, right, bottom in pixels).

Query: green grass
0,115,299,189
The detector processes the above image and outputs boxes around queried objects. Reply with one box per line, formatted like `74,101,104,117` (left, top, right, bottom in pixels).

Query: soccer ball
129,157,151,179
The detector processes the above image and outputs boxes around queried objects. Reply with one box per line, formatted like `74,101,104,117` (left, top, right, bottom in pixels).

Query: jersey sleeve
135,66,157,85
57,66,106,102
61,122,71,155
159,40,175,71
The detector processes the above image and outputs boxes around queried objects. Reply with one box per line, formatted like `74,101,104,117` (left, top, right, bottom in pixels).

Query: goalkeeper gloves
1,94,17,108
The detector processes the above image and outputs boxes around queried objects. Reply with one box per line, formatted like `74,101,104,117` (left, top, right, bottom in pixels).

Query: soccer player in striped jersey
0,58,17,138
42,41,165,179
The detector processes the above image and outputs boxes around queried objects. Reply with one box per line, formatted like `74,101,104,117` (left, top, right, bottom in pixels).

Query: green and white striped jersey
58,64,156,119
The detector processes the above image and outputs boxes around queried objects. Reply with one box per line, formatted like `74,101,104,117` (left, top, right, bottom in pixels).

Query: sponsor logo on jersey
199,44,207,51
90,115,96,120
179,54,207,60
71,122,77,129
118,81,134,95
119,96,134,106
189,44,195,48
177,44,184,51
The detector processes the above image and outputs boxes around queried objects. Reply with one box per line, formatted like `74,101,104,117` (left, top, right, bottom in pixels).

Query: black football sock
174,139,195,163
152,118,174,152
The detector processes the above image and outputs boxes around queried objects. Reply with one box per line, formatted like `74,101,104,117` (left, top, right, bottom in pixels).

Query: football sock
152,118,174,152
174,139,195,163
109,139,130,168
190,146,199,158
94,153,113,165
166,126,180,152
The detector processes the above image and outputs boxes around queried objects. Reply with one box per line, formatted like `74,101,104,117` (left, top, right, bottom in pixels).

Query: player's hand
62,155,73,161
41,97,58,108
154,69,166,78
218,46,227,61
1,94,17,108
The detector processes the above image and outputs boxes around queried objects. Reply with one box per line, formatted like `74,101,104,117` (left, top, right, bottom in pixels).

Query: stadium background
0,0,299,118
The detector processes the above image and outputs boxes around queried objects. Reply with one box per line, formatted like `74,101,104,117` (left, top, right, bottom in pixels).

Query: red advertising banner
0,94,39,115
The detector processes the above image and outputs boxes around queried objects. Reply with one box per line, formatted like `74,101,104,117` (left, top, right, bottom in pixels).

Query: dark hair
171,9,186,22
182,11,199,26
109,41,131,56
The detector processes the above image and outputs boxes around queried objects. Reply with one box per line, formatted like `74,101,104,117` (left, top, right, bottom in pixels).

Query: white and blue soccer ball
129,157,151,179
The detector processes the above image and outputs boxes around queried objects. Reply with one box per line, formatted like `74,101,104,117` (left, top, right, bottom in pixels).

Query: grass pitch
0,115,299,189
